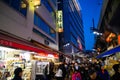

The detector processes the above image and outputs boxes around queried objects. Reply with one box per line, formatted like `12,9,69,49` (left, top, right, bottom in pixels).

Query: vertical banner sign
56,10,63,32
118,35,120,45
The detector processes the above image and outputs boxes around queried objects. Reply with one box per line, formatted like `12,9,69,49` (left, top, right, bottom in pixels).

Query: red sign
0,39,58,58
0,38,45,53
0,38,58,58
0,39,12,46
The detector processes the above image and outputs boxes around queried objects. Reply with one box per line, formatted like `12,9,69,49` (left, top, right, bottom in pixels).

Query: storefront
0,33,59,80
0,46,34,80
96,45,120,76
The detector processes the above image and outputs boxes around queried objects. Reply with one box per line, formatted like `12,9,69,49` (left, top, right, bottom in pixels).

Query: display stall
104,53,120,76
31,54,59,80
96,45,120,76
0,35,59,80
0,46,33,80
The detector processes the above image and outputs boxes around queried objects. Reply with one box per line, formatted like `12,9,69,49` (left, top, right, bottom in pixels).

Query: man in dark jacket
12,67,23,80
97,65,110,80
111,64,120,80
88,69,103,80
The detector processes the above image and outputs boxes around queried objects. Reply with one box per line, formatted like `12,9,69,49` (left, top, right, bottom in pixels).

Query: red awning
0,33,58,57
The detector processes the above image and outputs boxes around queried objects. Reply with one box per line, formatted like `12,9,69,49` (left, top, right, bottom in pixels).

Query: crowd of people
1,60,120,80
54,61,120,80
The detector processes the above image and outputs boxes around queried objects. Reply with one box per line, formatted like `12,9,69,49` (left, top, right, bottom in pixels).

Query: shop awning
0,33,59,58
96,45,120,58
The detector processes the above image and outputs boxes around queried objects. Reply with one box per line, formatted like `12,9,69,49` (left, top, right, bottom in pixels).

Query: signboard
26,0,41,7
33,0,41,7
56,10,63,32
0,38,45,53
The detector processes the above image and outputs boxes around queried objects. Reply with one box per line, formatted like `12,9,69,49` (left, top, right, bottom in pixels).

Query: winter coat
111,72,120,80
12,76,22,80
97,69,110,80
72,72,82,80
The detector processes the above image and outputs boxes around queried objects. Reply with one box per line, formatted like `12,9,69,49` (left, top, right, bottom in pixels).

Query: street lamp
63,43,70,47
90,18,102,36
93,29,103,36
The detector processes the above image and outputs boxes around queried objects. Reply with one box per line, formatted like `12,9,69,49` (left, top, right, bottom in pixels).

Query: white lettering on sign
0,39,12,46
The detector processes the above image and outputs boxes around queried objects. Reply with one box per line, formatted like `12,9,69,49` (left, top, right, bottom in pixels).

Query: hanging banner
77,36,83,50
56,10,63,32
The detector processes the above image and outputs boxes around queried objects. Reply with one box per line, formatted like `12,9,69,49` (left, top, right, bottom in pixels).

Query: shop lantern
21,1,27,8
118,35,120,45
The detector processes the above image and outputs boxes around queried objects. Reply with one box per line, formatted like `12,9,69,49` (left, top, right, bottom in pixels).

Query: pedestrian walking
72,70,82,80
97,65,110,80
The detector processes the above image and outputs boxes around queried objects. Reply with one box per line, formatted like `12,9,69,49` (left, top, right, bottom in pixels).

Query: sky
79,0,103,50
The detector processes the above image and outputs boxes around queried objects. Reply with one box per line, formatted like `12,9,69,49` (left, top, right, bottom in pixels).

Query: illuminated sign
33,0,41,7
26,0,41,8
56,10,63,32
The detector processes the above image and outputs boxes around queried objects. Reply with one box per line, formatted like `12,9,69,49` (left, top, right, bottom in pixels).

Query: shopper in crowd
12,67,23,80
55,64,63,80
60,62,66,80
111,64,120,80
49,60,54,80
74,62,80,72
72,69,82,80
44,64,49,80
83,65,90,80
97,65,110,80
64,63,70,80
69,63,75,80
88,69,103,80
79,63,85,80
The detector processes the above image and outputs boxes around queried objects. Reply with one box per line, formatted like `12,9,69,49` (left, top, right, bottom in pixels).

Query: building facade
58,0,85,55
96,0,120,53
0,0,59,55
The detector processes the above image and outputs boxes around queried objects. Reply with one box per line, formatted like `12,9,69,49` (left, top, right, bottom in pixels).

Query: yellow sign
56,11,63,32
34,0,41,7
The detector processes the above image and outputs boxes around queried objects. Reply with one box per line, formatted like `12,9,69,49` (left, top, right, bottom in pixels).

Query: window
41,0,56,20
41,0,53,13
50,28,56,39
34,13,56,39
2,0,27,16
33,28,56,44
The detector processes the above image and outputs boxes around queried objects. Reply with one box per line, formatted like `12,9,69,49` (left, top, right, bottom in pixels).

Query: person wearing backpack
72,70,82,80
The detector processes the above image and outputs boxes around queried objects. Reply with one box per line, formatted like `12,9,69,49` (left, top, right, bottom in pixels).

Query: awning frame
96,45,120,58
